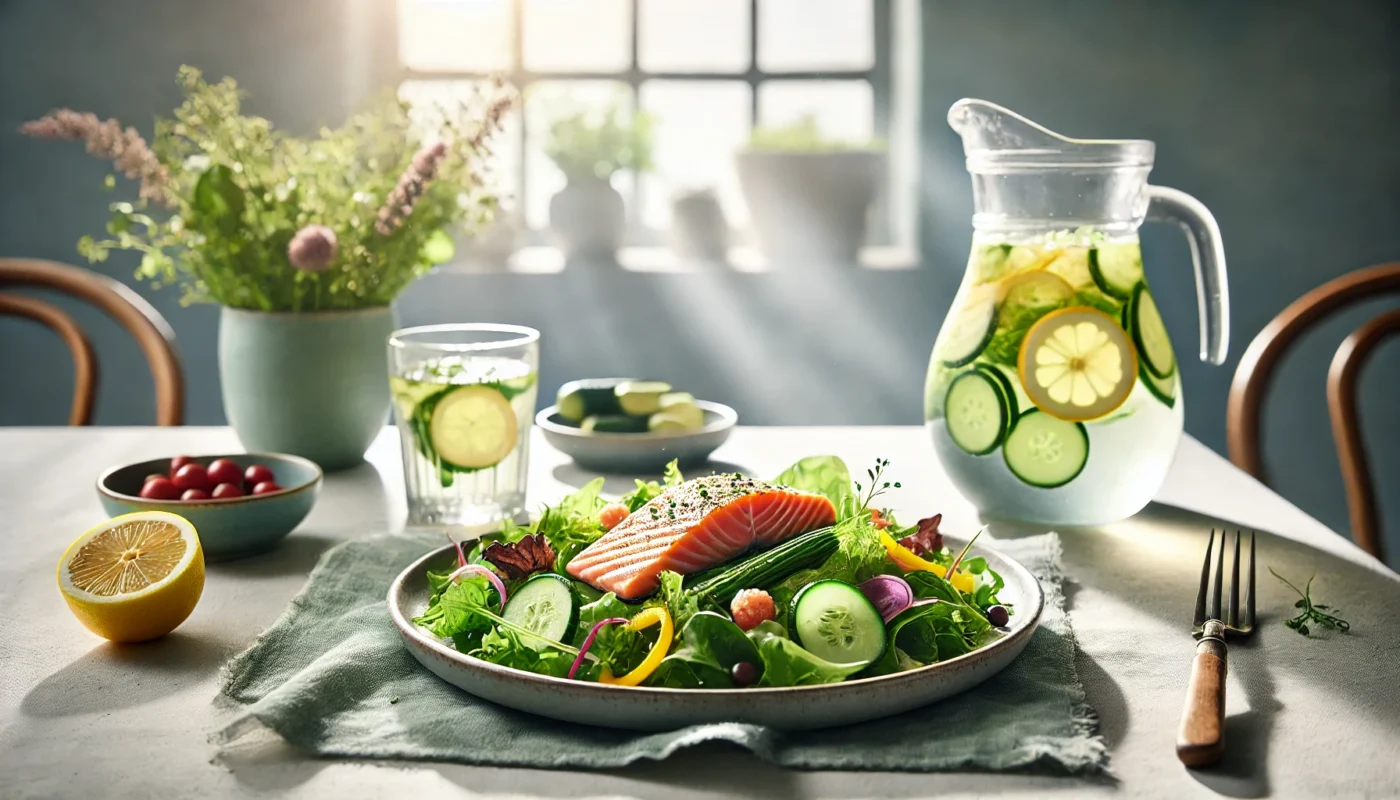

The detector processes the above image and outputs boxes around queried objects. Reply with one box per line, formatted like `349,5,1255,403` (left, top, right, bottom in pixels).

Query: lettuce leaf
620,460,684,512
771,455,854,509
649,611,757,688
745,620,867,686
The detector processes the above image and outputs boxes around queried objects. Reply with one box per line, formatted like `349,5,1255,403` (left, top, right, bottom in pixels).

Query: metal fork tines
1178,529,1257,768
1192,529,1257,638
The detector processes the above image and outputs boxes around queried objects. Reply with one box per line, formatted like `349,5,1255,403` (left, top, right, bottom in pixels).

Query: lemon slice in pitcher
429,385,519,469
58,511,205,642
1018,307,1138,422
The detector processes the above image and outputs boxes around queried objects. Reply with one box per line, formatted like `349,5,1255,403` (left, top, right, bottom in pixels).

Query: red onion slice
447,563,507,611
568,617,628,680
860,574,915,622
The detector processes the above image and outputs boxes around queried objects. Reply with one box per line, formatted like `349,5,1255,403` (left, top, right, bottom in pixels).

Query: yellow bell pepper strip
598,606,673,687
879,530,976,594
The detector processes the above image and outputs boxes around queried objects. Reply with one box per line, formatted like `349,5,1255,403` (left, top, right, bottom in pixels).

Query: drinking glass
388,324,540,527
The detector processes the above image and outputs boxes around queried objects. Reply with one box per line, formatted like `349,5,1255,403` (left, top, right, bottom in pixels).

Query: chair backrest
1227,262,1400,561
0,258,184,425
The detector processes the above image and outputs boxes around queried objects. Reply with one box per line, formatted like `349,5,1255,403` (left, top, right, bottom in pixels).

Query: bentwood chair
0,258,184,425
1227,263,1400,562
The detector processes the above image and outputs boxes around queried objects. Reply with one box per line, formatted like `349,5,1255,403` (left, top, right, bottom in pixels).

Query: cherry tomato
173,463,212,493
143,473,167,486
169,455,196,477
139,477,180,500
244,464,275,488
252,481,283,495
212,482,245,499
181,488,210,501
207,458,243,487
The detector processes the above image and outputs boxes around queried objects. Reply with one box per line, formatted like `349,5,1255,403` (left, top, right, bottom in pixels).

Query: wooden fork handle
1177,622,1228,767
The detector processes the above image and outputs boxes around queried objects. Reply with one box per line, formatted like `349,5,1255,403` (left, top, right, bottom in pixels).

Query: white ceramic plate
534,400,737,473
388,535,1044,731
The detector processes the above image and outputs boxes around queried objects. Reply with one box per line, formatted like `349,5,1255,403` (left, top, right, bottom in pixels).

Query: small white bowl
535,400,737,473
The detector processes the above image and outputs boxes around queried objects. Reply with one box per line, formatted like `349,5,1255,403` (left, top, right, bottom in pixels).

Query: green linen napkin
216,531,1106,774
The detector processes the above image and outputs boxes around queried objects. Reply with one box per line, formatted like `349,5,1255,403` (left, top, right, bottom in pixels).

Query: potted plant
542,95,654,259
23,66,510,469
735,115,886,265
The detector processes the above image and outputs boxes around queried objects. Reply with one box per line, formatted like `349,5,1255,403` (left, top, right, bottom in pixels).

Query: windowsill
443,245,920,274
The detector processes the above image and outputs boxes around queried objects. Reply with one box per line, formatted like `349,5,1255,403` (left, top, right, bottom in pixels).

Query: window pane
523,0,631,73
757,0,873,72
523,81,633,230
639,81,751,228
758,80,874,145
399,80,523,215
638,0,750,73
397,0,514,72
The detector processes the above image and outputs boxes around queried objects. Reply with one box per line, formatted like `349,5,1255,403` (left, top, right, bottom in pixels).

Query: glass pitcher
926,99,1229,525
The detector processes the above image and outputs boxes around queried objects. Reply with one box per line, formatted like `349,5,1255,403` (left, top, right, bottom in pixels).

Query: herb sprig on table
1269,568,1351,637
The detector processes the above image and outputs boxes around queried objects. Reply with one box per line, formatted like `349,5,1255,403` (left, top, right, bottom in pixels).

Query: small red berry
207,458,243,487
173,463,211,493
139,477,180,500
181,488,210,501
143,473,167,486
169,455,196,477
252,481,283,496
212,482,245,499
730,588,777,632
244,464,275,488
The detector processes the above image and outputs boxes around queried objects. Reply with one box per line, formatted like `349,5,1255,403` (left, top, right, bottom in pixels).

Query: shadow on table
20,632,230,718
551,459,753,495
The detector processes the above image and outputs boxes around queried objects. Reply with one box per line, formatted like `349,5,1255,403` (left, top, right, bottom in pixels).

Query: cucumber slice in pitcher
1141,361,1178,408
1089,246,1144,299
1002,410,1089,488
791,580,887,665
938,294,998,368
944,369,1011,455
975,362,1020,423
502,573,579,648
1128,284,1176,379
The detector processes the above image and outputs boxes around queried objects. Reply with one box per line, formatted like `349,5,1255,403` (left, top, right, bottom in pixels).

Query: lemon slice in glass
429,384,519,469
1018,307,1138,422
58,511,205,642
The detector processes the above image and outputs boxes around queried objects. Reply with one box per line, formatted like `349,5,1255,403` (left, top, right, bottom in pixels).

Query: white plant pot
548,175,625,259
735,150,886,265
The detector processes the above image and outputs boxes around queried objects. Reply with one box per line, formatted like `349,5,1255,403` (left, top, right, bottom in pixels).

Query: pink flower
287,225,338,271
21,109,173,206
375,142,448,236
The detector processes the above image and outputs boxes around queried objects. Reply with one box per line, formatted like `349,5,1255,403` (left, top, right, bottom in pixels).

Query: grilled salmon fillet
566,474,836,599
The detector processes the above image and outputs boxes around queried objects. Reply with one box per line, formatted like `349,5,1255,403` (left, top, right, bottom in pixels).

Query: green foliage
474,627,574,678
620,459,683,512
569,593,646,679
650,611,758,688
652,570,700,633
541,89,655,180
78,66,505,310
745,114,884,153
533,477,609,572
771,455,854,509
1271,568,1350,637
745,620,867,686
768,514,897,624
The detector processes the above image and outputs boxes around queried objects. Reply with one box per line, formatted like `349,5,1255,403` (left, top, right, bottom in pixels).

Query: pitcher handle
1146,185,1230,365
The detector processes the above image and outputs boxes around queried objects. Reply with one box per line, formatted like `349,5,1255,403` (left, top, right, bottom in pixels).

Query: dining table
2,424,1398,800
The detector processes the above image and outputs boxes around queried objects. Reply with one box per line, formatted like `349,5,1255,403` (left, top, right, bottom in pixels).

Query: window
396,0,917,262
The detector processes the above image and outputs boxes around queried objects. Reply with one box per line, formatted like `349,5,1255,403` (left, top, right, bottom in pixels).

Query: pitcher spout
949,99,1154,173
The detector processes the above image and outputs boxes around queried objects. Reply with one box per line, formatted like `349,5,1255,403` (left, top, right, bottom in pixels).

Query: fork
1177,529,1256,767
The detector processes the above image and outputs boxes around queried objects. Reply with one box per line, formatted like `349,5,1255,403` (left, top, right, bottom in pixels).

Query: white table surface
2,426,1398,800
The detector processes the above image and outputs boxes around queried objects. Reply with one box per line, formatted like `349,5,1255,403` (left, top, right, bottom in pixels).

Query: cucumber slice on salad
1002,409,1089,488
790,580,887,665
938,294,998,368
1089,246,1144,299
944,368,1012,455
1127,284,1176,380
502,573,578,647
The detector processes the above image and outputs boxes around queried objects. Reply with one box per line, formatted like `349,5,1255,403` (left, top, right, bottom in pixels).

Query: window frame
397,0,898,250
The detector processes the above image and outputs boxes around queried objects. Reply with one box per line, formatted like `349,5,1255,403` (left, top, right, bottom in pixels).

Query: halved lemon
57,511,204,642
1018,306,1138,422
429,384,518,469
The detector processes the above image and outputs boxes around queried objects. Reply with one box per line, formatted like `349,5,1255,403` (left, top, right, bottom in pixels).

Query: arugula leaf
474,627,573,678
653,570,700,632
413,575,496,639
535,478,609,572
650,611,758,688
620,460,685,512
771,455,854,509
663,459,684,487
886,601,992,662
569,593,646,679
745,620,868,686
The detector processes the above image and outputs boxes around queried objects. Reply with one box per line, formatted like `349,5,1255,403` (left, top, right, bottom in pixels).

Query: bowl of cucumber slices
536,378,737,473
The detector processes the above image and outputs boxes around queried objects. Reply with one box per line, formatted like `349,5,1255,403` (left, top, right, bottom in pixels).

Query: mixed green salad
413,457,1012,688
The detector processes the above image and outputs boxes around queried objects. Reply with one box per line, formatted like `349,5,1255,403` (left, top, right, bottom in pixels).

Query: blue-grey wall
2,1,1397,562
